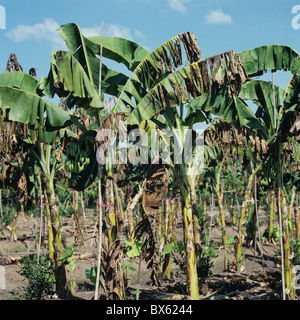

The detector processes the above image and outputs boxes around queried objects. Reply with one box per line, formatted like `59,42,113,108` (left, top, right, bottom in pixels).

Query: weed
17,254,55,300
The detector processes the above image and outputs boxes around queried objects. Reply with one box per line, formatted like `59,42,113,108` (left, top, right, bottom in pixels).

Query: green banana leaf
57,243,78,262
0,85,70,128
160,242,175,256
238,44,300,77
186,88,263,130
0,71,41,95
59,23,100,88
59,23,148,97
0,71,72,143
101,65,129,97
238,80,285,133
40,50,103,109
88,35,149,71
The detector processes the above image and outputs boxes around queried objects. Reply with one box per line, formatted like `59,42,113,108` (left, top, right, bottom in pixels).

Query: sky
0,0,299,105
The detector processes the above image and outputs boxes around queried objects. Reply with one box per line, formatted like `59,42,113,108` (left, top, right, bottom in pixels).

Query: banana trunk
182,192,200,300
126,187,143,242
163,198,175,280
235,166,260,272
215,187,228,271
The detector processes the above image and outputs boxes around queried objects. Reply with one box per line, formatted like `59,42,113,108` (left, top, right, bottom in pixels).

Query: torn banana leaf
127,50,247,125
238,44,300,77
40,50,103,109
238,80,285,133
0,86,71,128
112,32,201,114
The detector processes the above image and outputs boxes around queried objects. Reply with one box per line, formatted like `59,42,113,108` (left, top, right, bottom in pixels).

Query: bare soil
0,208,290,300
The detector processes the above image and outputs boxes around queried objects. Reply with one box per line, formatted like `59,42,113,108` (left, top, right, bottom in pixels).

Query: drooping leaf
112,32,201,114
88,35,149,71
127,50,247,125
57,243,78,262
0,72,41,95
41,50,103,110
0,85,71,128
238,45,300,77
238,79,285,132
204,118,268,154
160,242,175,256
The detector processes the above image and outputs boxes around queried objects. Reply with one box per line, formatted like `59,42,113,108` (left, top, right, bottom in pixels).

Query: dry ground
0,207,290,300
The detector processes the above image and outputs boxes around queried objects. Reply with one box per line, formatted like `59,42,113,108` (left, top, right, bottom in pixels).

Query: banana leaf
59,23,101,88
0,71,72,143
58,23,147,98
88,35,149,71
0,86,70,128
238,80,285,133
40,50,103,109
238,45,300,77
0,71,41,95
112,31,201,114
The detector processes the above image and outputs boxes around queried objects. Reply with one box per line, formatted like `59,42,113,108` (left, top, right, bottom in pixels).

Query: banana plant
33,22,300,299
37,24,204,299
235,45,300,297
204,156,229,271
117,51,256,299
0,70,76,296
78,29,259,299
38,23,153,300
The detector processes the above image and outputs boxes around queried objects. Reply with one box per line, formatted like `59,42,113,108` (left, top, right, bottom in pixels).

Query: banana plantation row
0,23,299,300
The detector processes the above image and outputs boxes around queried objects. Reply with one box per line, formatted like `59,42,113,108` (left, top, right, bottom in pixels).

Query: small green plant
57,243,79,295
17,254,55,300
262,226,280,242
125,240,143,258
197,246,218,287
172,239,186,272
136,285,140,300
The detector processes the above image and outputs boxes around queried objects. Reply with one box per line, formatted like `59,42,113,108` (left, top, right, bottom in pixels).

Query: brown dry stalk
205,119,268,154
235,165,261,272
142,163,168,216
126,185,144,242
5,53,23,72
99,240,125,300
148,49,247,117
